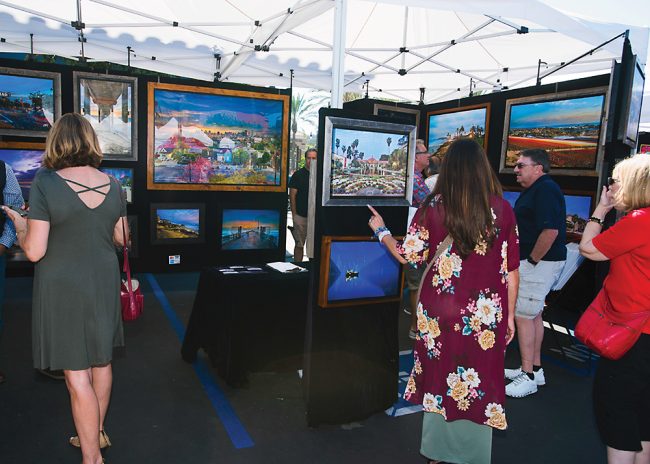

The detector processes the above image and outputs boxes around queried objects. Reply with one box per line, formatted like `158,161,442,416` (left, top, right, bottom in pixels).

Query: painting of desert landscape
76,74,136,160
153,205,203,244
221,209,280,251
504,94,605,170
0,69,58,136
149,83,287,191
330,127,408,198
427,106,487,157
0,143,43,200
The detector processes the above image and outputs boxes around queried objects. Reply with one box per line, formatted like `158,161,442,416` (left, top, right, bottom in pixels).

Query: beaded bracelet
377,230,392,243
588,216,604,226
373,225,389,238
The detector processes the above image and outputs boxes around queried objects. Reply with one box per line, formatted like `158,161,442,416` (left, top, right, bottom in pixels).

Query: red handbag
575,289,650,360
120,218,143,321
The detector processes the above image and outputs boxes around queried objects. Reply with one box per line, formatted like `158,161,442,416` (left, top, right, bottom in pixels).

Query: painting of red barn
147,82,289,192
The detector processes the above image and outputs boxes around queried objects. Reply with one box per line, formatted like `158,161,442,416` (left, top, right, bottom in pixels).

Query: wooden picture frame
74,72,138,161
0,67,61,137
499,87,608,176
147,82,289,192
318,236,404,308
426,103,490,157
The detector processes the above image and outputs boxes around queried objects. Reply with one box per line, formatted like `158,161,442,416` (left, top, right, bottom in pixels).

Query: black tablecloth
181,264,310,387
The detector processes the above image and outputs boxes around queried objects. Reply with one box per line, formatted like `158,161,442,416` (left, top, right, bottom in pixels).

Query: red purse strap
121,217,135,299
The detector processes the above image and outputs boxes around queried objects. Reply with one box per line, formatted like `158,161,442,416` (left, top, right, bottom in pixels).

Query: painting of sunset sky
0,147,43,200
505,94,605,170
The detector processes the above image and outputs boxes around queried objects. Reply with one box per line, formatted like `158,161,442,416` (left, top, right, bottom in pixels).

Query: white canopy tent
0,0,647,114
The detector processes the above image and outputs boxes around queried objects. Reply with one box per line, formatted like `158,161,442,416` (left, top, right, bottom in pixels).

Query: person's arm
1,207,50,262
506,269,519,344
0,165,25,255
579,186,613,261
528,229,558,263
289,188,298,217
367,205,407,264
113,216,129,247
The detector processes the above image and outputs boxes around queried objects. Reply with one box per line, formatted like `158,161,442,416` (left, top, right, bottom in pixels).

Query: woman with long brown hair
368,138,520,464
2,113,127,464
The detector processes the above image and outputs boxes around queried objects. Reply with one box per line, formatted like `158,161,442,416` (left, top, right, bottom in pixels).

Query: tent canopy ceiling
0,0,647,107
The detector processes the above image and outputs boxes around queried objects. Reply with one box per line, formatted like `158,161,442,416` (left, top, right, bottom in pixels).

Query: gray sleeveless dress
28,168,125,371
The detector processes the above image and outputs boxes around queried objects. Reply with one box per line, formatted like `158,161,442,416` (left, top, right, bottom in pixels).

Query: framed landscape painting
0,141,44,201
220,208,281,251
151,203,205,245
74,72,138,161
318,236,403,308
500,87,608,176
147,82,289,192
564,191,594,240
100,167,133,204
426,103,489,158
321,115,416,207
0,67,61,137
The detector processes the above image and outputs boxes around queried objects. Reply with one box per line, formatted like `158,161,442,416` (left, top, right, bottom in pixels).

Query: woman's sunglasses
607,177,619,186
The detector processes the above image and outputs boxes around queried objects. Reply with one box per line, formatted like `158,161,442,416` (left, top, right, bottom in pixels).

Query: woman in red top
368,139,520,464
579,154,650,464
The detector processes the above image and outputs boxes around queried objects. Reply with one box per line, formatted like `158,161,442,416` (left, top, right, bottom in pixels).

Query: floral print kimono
400,195,520,430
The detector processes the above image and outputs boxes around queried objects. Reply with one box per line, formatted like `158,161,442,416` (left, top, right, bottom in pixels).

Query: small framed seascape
150,203,205,245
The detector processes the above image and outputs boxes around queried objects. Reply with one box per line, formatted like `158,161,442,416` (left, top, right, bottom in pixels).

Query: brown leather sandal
69,429,111,449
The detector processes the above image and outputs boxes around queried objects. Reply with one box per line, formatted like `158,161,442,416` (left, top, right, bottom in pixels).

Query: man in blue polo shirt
505,149,566,398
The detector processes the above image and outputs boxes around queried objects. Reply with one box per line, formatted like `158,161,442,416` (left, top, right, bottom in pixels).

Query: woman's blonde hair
43,113,103,169
612,154,650,211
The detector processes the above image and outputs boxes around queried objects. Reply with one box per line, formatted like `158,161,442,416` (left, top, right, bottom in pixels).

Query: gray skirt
421,412,493,464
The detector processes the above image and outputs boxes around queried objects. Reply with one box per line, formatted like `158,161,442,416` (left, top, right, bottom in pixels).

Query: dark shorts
405,264,425,292
593,333,650,451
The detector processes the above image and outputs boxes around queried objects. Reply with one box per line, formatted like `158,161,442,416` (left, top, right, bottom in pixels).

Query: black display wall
0,56,291,274
344,74,630,195
303,107,410,426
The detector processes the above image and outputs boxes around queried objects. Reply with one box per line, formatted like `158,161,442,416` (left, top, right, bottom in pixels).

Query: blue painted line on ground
145,273,255,449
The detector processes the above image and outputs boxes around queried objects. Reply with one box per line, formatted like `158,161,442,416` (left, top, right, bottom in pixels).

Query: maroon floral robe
400,195,519,430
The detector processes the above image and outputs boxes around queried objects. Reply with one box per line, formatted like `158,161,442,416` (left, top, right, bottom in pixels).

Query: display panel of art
318,236,403,308
151,203,205,245
147,82,289,192
500,87,607,176
220,208,281,251
621,60,645,147
74,72,138,161
373,103,420,130
426,104,489,157
0,142,44,201
100,167,133,204
322,115,416,206
0,67,61,137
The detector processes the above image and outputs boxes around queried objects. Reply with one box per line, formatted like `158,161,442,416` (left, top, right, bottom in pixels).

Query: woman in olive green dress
3,113,128,464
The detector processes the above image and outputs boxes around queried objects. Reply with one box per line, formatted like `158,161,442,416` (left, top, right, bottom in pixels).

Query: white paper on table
266,262,307,273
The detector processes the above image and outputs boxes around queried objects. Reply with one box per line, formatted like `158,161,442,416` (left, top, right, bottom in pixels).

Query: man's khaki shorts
515,259,565,319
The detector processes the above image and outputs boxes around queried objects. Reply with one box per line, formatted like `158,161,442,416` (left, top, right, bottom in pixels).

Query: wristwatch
526,256,538,266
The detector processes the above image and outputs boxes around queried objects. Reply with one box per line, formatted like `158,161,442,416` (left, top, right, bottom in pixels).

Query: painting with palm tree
330,127,408,198
427,104,489,157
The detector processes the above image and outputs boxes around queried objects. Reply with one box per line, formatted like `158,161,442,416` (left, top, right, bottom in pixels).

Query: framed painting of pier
74,72,138,161
219,208,281,251
500,87,608,176
147,82,289,192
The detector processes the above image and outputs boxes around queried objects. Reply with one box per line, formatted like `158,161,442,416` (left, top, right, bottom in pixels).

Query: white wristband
377,230,392,243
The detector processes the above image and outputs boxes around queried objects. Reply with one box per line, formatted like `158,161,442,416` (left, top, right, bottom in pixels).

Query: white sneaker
504,367,545,386
505,372,538,398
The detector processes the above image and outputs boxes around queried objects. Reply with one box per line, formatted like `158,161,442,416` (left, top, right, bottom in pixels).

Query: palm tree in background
291,92,328,171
